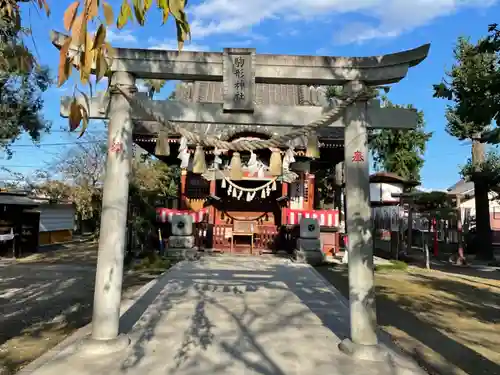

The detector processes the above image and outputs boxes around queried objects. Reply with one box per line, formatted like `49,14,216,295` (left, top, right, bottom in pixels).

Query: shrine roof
369,172,419,186
140,81,342,145
134,122,345,147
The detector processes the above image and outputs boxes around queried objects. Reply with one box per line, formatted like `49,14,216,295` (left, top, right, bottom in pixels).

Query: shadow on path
316,264,500,375
114,257,409,375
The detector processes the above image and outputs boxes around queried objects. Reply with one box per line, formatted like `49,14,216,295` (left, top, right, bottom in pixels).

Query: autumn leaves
56,0,190,136
58,0,190,87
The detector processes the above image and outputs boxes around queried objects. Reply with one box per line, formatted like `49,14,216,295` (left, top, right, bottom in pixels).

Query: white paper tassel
232,187,238,197
238,190,244,200
271,180,276,191
221,178,226,188
266,185,271,195
227,185,232,195
246,192,252,201
261,189,266,199
247,151,257,172
181,153,190,169
257,165,265,178
178,137,190,169
283,147,296,171
214,148,223,168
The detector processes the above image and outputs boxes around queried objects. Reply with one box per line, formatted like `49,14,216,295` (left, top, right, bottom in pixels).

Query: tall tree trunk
472,139,494,260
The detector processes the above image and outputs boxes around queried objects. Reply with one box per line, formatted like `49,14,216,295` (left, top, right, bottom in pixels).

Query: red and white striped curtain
156,208,209,223
284,208,339,227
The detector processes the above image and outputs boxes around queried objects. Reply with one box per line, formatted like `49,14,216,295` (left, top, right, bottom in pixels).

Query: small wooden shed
0,192,40,257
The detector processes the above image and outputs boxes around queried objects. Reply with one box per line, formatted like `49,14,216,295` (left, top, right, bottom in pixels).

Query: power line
47,129,106,133
6,141,102,147
0,165,47,168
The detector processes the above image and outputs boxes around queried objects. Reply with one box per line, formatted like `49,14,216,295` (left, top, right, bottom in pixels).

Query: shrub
375,260,408,272
132,253,171,272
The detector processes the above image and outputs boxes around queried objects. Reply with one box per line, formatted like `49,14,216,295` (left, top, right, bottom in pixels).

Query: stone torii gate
51,30,429,359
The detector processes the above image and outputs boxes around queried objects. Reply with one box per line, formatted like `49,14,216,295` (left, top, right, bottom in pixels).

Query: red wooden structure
139,82,346,256
155,177,341,255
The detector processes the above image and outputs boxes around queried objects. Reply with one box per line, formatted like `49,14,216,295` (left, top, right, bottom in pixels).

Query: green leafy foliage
461,150,500,186
325,87,432,182
0,15,51,157
143,79,167,98
127,154,179,242
433,26,500,260
132,253,171,272
433,36,499,140
412,190,455,210
3,139,179,240
476,24,500,143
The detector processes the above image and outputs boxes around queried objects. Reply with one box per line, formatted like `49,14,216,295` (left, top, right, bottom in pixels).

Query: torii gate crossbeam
50,30,430,361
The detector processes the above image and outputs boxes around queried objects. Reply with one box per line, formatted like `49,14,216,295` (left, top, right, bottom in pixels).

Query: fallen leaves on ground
317,265,500,375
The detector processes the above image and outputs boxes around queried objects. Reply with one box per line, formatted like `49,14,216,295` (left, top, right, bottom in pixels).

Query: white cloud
147,38,209,51
187,0,497,43
106,29,137,43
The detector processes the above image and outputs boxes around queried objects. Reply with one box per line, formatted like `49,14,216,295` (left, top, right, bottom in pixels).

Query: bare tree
55,135,107,189
41,135,107,233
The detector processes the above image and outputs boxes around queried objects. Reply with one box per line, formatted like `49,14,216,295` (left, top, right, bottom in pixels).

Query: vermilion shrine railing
156,207,209,223
283,208,339,226
156,207,340,254
156,208,340,226
156,208,278,253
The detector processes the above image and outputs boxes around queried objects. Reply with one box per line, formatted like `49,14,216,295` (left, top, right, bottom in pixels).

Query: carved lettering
223,48,255,112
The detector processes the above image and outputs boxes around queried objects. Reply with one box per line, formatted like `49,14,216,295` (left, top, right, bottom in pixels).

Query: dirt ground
0,243,161,374
316,264,500,375
16,240,100,266
5,243,500,375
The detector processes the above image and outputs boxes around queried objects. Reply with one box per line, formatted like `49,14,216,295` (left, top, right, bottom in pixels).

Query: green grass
375,260,408,272
132,253,171,272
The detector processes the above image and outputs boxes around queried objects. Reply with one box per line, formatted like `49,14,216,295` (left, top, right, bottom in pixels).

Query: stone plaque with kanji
223,48,255,112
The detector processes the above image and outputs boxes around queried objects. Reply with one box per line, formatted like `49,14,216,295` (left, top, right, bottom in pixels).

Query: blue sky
1,0,499,189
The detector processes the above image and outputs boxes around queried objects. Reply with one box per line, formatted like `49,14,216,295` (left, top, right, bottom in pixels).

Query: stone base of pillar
338,338,390,362
79,334,130,356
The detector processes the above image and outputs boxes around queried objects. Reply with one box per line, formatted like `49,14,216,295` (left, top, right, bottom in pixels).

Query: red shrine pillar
307,173,315,210
179,169,187,209
281,182,289,225
209,179,216,224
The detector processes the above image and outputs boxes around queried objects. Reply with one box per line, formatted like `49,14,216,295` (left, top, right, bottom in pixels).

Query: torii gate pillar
84,71,137,352
339,81,383,360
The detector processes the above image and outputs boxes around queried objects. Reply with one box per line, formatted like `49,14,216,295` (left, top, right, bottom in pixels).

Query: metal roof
0,193,39,206
447,179,474,194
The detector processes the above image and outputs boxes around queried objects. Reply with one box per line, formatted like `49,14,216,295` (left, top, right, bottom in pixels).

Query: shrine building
138,82,343,255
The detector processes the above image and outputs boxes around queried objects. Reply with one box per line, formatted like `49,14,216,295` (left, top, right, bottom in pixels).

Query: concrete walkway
23,256,426,375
